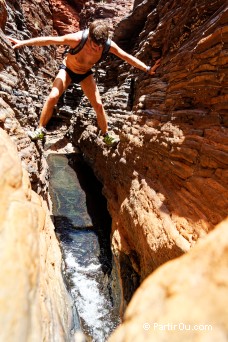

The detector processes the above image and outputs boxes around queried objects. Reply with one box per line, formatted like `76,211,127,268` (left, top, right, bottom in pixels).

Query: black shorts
59,64,93,83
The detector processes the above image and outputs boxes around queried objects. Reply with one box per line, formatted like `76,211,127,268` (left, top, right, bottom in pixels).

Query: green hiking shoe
28,127,46,141
103,133,120,147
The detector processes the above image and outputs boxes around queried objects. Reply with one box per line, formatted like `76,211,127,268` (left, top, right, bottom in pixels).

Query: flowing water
48,154,120,342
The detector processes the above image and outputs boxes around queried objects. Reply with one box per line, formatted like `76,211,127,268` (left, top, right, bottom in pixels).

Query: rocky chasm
0,0,228,341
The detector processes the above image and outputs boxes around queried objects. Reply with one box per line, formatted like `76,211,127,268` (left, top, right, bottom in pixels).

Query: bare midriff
63,40,103,74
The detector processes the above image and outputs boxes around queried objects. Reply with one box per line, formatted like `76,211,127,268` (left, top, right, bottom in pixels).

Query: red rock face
48,0,133,34
49,0,82,34
2,0,227,310
71,0,228,292
0,0,7,31
2,0,59,193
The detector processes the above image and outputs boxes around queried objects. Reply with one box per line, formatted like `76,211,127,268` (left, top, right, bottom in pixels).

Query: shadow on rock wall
71,0,228,285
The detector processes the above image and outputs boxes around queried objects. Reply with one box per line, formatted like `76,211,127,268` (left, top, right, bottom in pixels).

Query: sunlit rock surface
0,0,228,336
109,218,228,342
72,0,228,291
0,128,73,341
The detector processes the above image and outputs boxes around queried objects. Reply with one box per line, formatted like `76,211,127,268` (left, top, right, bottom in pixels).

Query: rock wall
0,128,73,341
80,0,133,32
109,218,228,342
1,0,228,338
48,0,132,35
1,0,134,193
72,0,228,285
0,1,77,340
1,0,60,193
0,1,135,339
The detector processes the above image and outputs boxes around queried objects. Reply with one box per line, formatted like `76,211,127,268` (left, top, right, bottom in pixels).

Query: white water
48,154,120,341
60,229,119,342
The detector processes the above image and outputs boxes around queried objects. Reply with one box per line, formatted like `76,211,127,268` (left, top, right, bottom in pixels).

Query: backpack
65,28,112,63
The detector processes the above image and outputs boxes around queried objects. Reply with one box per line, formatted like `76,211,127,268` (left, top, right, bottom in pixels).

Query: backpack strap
65,29,111,62
68,28,89,55
97,38,112,63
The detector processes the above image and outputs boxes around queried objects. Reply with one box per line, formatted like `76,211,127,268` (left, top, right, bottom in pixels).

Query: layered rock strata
0,0,227,337
0,1,77,340
1,0,134,192
1,0,58,193
1,1,136,339
71,0,228,307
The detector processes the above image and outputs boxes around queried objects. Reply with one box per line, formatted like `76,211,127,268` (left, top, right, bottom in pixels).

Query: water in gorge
48,153,121,342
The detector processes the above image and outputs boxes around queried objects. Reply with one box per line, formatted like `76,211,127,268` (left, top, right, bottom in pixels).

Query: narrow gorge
0,0,227,341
